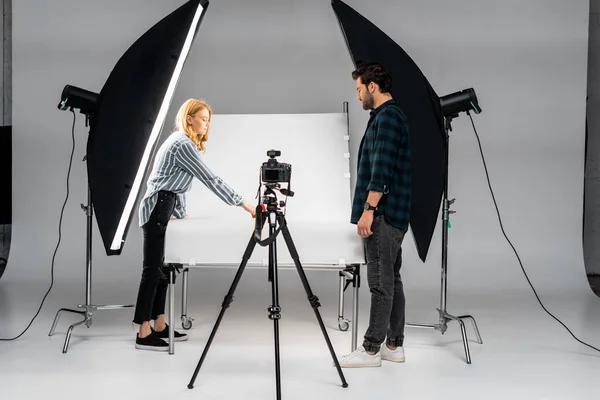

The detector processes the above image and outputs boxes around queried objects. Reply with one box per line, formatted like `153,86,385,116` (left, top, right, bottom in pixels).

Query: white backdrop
2,0,593,306
163,112,365,267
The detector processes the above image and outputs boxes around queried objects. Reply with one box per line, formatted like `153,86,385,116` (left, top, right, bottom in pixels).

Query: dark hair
351,62,392,94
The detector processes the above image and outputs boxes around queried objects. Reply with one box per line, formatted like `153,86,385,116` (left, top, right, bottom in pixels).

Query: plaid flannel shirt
351,99,411,230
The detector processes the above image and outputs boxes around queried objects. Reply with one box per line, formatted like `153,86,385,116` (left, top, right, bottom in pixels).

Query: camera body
261,150,292,183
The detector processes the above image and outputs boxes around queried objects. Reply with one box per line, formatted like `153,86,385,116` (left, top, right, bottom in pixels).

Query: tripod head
253,182,287,244
261,183,289,212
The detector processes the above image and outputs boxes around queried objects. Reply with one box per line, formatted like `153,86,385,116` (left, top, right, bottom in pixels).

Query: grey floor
1,267,600,400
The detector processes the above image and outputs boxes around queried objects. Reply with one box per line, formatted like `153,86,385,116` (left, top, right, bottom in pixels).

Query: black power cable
0,110,76,341
467,111,599,354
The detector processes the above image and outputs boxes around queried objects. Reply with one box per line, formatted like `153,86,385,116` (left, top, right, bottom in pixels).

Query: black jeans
362,215,407,353
133,190,177,324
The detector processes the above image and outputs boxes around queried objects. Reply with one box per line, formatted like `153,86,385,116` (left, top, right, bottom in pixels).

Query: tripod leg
188,231,258,389
265,214,283,400
278,216,348,388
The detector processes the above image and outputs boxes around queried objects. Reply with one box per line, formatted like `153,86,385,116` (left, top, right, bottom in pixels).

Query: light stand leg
49,308,85,338
48,170,133,353
460,314,483,344
188,231,258,389
405,118,482,364
278,214,348,389
62,318,88,354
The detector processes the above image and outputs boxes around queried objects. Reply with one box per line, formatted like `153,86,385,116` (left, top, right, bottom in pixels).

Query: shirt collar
370,99,397,117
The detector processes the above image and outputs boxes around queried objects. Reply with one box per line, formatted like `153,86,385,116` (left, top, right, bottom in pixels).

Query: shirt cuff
367,182,386,193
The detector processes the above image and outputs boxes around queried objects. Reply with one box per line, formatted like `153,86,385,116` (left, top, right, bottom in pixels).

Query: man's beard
362,94,375,110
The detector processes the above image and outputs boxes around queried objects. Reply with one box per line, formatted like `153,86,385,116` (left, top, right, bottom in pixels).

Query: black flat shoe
152,324,189,342
135,331,169,351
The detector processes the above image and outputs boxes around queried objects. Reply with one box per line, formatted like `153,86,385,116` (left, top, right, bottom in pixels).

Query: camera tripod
187,190,348,398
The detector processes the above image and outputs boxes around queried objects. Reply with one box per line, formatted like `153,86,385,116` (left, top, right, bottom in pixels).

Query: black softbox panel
331,0,446,262
87,0,208,255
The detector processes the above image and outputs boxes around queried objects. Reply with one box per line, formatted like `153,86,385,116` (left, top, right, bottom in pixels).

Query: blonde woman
133,98,255,351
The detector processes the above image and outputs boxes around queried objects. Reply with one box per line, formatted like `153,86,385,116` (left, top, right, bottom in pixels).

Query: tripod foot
187,384,194,389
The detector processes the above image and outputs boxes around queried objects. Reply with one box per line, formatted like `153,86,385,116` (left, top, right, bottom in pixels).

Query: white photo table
162,110,365,354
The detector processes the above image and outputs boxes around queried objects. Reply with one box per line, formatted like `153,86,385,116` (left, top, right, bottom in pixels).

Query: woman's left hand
241,202,256,218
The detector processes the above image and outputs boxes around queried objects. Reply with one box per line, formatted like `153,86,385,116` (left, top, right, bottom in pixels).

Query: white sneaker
335,346,381,368
380,344,405,363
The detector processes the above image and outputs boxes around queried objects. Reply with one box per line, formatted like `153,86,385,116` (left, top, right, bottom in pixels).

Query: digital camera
261,150,292,183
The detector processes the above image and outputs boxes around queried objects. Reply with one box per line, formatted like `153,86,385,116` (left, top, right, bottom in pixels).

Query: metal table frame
166,263,362,355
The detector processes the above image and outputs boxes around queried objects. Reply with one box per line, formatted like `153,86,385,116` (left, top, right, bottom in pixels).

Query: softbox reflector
331,0,445,262
87,0,209,255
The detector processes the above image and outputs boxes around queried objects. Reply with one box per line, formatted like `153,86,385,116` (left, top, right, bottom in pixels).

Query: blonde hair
175,98,212,152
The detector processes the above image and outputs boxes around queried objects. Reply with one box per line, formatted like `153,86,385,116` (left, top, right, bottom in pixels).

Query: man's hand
242,202,256,218
357,211,374,238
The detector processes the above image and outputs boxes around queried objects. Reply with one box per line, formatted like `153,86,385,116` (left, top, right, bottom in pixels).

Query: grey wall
6,1,592,297
585,0,600,275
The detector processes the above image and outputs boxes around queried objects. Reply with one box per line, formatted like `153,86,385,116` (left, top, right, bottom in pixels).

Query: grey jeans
363,215,407,353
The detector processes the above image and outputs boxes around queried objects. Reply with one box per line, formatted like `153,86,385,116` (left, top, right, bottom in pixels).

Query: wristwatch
364,202,377,211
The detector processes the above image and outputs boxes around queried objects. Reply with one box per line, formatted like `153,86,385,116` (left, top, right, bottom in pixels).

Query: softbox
87,0,209,255
331,0,446,262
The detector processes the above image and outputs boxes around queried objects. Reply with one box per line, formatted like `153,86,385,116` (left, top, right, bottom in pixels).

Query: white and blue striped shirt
138,130,244,226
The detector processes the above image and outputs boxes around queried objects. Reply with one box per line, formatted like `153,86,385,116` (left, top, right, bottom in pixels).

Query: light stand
187,177,348,399
406,116,482,363
406,88,484,364
48,109,133,354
